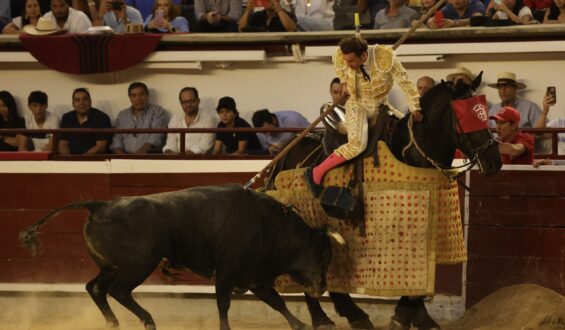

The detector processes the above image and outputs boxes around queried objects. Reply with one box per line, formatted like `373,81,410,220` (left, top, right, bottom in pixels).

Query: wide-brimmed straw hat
487,72,527,90
23,17,59,36
446,67,475,82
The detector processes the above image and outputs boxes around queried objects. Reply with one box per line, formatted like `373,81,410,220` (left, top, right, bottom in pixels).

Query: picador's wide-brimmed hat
23,17,59,36
487,72,527,90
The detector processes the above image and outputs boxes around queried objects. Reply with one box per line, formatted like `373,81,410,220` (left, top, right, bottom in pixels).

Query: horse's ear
471,71,483,91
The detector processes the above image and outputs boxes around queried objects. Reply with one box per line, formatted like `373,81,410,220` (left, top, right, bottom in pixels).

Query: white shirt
24,112,60,152
12,16,23,29
44,7,92,33
163,110,217,154
294,0,335,23
495,6,532,20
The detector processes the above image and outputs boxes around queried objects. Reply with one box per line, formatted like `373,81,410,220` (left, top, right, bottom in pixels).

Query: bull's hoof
106,320,119,328
314,324,335,330
233,287,248,294
144,322,157,330
388,317,410,330
292,321,312,330
350,317,375,329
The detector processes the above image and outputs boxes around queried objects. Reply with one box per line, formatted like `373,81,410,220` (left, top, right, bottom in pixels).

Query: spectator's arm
2,22,20,34
135,143,153,154
189,133,215,154
238,0,254,31
213,140,223,154
194,0,207,21
174,17,189,32
88,0,103,26
85,140,109,154
498,141,526,157
275,8,297,31
17,134,28,151
145,108,167,148
59,140,71,155
235,140,248,155
226,0,242,21
162,120,178,154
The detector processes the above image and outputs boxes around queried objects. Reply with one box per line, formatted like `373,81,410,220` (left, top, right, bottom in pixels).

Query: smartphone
547,86,556,105
434,10,444,27
155,9,164,20
111,1,123,10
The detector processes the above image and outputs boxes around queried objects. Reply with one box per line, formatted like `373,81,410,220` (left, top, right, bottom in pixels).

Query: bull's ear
326,227,346,246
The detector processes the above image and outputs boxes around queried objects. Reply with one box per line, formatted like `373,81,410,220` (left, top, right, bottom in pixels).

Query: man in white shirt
24,91,60,152
163,87,217,154
44,0,92,33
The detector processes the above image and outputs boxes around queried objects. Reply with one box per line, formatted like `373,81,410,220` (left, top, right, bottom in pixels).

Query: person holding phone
98,0,143,32
534,86,565,155
486,0,533,24
144,0,189,32
426,0,485,28
238,0,297,31
194,0,240,32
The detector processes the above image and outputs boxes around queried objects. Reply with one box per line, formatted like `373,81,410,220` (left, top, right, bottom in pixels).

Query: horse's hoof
144,323,156,330
315,324,335,330
106,320,119,328
350,317,375,329
388,318,410,330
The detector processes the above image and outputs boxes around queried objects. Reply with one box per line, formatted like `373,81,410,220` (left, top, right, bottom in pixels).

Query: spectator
110,82,168,154
524,0,551,21
374,0,418,29
59,88,111,155
2,0,43,34
163,87,216,154
416,75,436,96
0,91,27,152
486,0,533,24
534,88,564,154
239,0,297,31
543,0,565,23
446,67,475,86
252,109,310,155
427,0,485,28
144,0,189,32
294,0,334,31
212,96,263,155
490,106,534,164
44,0,92,33
23,91,60,152
357,0,388,27
411,0,439,26
96,0,143,32
126,0,180,19
194,0,240,32
487,72,542,128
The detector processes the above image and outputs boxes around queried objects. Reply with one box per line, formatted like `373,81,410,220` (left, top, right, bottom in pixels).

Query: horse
265,74,502,330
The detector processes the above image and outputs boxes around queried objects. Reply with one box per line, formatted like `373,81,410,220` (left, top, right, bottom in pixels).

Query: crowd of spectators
0,83,311,156
1,0,564,34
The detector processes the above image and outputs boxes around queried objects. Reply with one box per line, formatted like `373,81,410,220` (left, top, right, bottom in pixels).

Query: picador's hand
412,110,423,122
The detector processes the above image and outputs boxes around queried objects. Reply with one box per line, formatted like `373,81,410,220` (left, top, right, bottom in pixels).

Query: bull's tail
19,200,107,257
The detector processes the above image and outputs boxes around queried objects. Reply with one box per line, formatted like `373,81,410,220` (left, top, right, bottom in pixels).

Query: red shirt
523,0,552,10
501,131,534,165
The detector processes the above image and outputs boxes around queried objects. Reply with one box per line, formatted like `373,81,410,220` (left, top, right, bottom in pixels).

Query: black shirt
245,9,297,32
60,108,111,155
0,116,25,152
216,117,262,153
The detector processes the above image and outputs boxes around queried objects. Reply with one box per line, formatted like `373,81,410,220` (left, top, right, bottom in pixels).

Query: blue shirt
374,6,418,29
103,6,143,32
257,111,310,150
488,98,542,128
441,0,485,19
110,104,168,153
0,1,10,20
127,0,181,19
144,14,189,32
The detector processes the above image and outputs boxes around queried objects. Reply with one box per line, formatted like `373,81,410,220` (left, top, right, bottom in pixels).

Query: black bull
19,184,346,330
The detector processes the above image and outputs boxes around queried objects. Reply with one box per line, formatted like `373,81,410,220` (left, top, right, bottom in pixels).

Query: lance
243,0,447,190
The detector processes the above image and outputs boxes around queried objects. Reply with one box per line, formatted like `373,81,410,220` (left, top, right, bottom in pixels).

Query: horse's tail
19,200,108,257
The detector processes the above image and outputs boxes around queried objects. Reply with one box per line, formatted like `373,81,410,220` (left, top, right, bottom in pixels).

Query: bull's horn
326,228,346,246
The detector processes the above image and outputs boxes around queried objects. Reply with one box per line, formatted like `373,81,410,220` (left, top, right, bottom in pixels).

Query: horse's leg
407,296,440,330
390,296,411,330
304,293,336,329
329,292,374,329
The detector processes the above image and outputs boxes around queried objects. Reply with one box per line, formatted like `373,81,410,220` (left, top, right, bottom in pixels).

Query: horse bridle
403,109,498,181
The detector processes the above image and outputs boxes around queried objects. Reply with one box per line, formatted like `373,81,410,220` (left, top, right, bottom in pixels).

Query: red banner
452,95,489,133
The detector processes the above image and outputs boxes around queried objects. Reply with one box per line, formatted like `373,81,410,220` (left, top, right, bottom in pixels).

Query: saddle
319,105,400,235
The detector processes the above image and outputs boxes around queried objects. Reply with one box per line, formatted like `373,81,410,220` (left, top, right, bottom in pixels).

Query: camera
111,1,124,10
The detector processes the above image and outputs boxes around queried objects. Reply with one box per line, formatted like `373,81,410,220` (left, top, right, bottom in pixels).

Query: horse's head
415,77,501,177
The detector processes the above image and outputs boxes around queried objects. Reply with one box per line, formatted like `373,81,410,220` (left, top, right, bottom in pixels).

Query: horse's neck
389,116,456,169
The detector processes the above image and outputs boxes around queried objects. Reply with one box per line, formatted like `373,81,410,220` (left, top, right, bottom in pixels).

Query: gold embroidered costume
333,44,421,160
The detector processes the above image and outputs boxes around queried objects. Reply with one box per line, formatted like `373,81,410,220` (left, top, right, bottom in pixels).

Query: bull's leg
215,281,233,330
329,292,374,329
85,268,119,328
304,293,336,330
108,270,156,330
252,286,307,330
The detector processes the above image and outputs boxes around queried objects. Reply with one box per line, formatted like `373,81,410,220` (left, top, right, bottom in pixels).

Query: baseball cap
489,106,521,123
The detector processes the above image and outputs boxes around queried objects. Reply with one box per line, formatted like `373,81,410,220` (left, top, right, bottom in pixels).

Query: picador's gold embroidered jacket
333,44,421,159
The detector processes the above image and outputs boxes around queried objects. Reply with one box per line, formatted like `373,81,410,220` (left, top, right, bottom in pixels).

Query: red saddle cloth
20,33,162,74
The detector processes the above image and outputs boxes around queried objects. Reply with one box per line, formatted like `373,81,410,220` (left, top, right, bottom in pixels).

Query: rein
402,109,497,183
